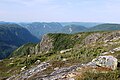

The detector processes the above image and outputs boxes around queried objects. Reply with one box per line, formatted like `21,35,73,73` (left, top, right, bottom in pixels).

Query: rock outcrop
36,65,81,80
38,34,54,53
7,55,118,80
84,31,120,45
7,62,50,80
11,34,54,57
38,55,118,80
84,33,102,44
104,31,120,41
91,56,118,70
60,48,72,54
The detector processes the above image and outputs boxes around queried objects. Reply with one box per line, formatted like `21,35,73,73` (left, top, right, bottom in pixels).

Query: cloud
0,0,54,6
0,0,120,22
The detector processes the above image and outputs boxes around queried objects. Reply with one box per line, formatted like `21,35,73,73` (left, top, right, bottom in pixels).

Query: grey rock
60,48,72,54
113,47,120,52
7,62,50,80
104,31,120,41
101,52,110,55
35,60,41,64
39,34,54,53
84,33,102,44
37,65,81,80
92,55,118,70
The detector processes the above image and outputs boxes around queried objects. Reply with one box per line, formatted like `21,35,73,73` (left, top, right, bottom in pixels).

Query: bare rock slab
92,55,118,70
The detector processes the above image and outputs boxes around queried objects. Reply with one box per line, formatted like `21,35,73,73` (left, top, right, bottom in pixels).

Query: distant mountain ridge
19,22,120,40
19,22,64,39
87,23,120,31
19,22,100,39
60,22,100,28
60,24,87,33
0,23,39,59
1,22,120,59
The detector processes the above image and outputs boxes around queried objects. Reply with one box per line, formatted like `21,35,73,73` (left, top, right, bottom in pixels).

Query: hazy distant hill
19,22,64,39
19,22,120,39
0,23,39,59
60,24,87,33
20,22,99,38
88,23,120,31
60,22,100,28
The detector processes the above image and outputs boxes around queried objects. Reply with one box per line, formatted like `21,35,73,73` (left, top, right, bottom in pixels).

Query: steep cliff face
38,34,54,53
11,34,54,57
11,33,77,57
12,31,120,57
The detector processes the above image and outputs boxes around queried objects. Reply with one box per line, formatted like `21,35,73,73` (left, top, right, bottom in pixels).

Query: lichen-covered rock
113,47,120,52
92,56,118,70
38,65,79,80
104,31,120,41
38,34,54,53
84,33,102,44
7,62,50,80
21,66,26,71
35,60,41,64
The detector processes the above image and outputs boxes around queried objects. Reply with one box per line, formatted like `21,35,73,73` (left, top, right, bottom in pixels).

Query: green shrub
83,70,120,80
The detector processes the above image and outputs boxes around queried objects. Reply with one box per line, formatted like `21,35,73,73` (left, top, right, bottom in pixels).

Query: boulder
104,31,120,41
84,33,102,45
92,56,118,70
35,60,41,64
113,47,120,52
21,66,26,71
101,52,109,55
62,58,67,61
60,48,72,54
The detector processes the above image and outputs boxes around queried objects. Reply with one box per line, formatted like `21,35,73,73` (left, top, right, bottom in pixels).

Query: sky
0,0,120,23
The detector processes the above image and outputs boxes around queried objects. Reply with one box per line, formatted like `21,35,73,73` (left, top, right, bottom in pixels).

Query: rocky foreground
7,54,118,80
2,31,120,80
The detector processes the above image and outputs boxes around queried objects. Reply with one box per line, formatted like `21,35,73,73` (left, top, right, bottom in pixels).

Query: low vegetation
1,31,120,79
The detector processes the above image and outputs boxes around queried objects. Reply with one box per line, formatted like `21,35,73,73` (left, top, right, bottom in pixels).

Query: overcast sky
0,0,120,23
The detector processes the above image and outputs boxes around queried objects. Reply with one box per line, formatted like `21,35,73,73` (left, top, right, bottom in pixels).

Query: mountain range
19,22,101,39
60,24,87,33
19,22,64,39
60,22,100,28
1,22,120,60
0,23,39,59
19,22,120,39
87,23,120,31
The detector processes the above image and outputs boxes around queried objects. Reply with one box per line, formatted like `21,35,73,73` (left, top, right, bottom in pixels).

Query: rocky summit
1,30,120,80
